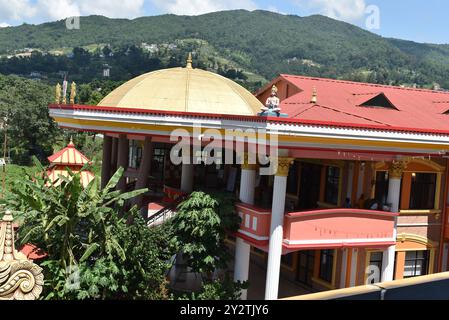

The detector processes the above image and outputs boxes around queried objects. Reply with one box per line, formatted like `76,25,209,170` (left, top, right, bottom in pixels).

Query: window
287,162,299,195
325,167,340,205
128,140,142,169
359,93,398,110
375,171,389,205
403,251,429,278
409,173,437,210
319,250,334,283
151,147,167,181
367,252,383,284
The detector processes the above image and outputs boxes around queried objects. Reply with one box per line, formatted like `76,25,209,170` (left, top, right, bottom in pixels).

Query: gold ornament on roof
311,86,317,104
0,210,44,300
55,83,61,104
186,53,193,69
70,82,77,104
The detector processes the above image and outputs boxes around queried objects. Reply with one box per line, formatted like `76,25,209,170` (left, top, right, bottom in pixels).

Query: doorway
298,163,322,210
297,250,315,287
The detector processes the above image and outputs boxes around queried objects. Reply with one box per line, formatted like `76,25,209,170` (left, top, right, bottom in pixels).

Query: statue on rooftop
258,84,288,118
262,85,281,113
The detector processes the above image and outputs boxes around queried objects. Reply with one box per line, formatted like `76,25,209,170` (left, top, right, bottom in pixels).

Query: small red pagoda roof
46,168,95,188
46,139,95,188
19,243,47,261
48,139,91,166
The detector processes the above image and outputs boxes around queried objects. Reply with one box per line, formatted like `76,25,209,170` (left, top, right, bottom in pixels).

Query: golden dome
98,65,263,116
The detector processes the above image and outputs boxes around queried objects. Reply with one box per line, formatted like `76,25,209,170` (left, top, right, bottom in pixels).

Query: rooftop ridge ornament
311,86,317,104
55,83,61,104
0,210,44,300
186,52,193,69
258,84,288,118
70,82,77,104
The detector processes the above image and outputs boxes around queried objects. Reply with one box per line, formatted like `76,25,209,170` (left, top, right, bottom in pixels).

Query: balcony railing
235,204,398,251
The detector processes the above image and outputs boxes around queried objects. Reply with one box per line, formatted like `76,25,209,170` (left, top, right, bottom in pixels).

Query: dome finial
68,136,74,147
186,52,193,69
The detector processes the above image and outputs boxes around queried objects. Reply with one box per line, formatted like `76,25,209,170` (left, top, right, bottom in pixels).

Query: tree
2,160,172,299
168,191,247,299
169,191,240,275
0,75,60,165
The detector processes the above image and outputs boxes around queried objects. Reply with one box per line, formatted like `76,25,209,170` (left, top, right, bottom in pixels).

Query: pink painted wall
284,210,397,249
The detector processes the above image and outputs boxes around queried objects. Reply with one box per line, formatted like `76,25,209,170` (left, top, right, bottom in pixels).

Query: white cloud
266,6,286,15
151,0,258,16
0,22,11,28
36,0,81,21
293,0,367,22
77,0,145,18
0,0,145,24
0,0,37,22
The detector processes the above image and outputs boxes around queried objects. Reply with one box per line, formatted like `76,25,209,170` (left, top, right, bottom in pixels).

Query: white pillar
381,162,405,282
234,238,251,299
349,249,358,287
240,169,256,205
265,157,292,300
234,156,257,300
382,245,396,282
180,163,194,193
387,177,402,213
340,248,348,288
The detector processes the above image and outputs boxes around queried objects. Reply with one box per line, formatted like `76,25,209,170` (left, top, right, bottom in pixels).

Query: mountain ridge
1,10,449,88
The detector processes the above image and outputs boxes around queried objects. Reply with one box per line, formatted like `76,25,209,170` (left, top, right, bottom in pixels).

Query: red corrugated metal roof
262,74,449,131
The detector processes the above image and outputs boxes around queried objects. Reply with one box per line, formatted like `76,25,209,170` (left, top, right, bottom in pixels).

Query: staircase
146,186,188,227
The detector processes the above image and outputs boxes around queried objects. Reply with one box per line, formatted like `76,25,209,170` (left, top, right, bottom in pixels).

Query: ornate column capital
273,157,294,177
389,160,409,179
241,153,259,171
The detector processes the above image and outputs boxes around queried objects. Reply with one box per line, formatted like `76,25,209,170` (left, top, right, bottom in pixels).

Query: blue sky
0,0,448,44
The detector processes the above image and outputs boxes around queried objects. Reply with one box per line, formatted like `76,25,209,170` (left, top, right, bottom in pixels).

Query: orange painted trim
400,173,412,210
395,251,406,280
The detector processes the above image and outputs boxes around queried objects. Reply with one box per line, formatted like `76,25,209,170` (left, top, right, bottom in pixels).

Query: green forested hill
0,10,449,88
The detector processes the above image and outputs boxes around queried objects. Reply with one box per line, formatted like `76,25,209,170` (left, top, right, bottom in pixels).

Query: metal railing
146,195,188,227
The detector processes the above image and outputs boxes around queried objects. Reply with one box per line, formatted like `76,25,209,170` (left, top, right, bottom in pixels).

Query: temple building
49,56,449,300
46,138,95,188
